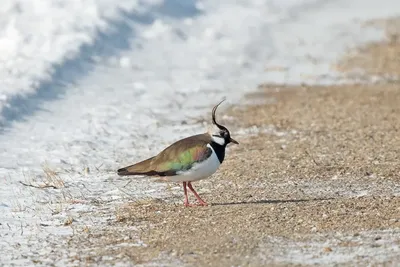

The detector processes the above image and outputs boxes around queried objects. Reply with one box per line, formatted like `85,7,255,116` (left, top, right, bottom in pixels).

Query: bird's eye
221,131,228,138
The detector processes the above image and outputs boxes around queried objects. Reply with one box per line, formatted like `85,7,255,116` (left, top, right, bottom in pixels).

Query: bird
117,99,239,207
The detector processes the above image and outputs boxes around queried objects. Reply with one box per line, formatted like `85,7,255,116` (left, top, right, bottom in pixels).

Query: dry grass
20,164,65,189
41,165,65,188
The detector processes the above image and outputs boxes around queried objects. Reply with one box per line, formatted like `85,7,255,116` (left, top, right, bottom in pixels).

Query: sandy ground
49,18,400,266
336,17,400,80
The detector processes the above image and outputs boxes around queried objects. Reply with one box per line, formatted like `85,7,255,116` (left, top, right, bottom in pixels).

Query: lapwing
117,99,238,207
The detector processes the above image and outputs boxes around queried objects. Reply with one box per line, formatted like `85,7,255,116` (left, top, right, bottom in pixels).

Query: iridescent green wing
152,134,212,176
154,145,212,175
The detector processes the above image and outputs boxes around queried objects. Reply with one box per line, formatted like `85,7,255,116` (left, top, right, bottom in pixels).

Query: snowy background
1,0,400,265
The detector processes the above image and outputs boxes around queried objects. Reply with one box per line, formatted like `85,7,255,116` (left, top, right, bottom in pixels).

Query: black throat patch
210,141,226,163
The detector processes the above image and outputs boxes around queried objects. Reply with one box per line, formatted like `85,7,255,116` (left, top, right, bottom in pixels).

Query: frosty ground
1,0,400,266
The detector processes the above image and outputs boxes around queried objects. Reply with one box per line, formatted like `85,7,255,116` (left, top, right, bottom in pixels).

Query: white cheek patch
211,135,225,146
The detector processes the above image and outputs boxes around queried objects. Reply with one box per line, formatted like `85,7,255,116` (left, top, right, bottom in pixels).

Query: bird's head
210,99,239,146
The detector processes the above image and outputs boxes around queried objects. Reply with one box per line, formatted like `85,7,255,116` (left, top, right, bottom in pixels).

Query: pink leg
187,182,208,206
183,182,192,207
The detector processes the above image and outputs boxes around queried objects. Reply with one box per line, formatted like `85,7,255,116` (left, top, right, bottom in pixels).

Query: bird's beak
230,137,239,145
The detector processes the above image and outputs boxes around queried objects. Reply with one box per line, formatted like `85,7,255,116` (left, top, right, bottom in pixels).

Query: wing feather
117,133,212,177
154,145,212,174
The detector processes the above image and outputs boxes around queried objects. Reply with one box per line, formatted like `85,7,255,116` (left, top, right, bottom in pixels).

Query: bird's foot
183,201,208,207
196,201,208,206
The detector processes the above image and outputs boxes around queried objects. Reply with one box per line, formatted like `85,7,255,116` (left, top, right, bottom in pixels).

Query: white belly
166,144,221,182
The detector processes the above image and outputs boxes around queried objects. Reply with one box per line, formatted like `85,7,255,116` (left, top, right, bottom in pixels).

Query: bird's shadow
212,197,333,206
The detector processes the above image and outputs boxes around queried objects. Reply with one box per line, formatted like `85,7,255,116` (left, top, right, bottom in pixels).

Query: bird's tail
117,157,155,176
